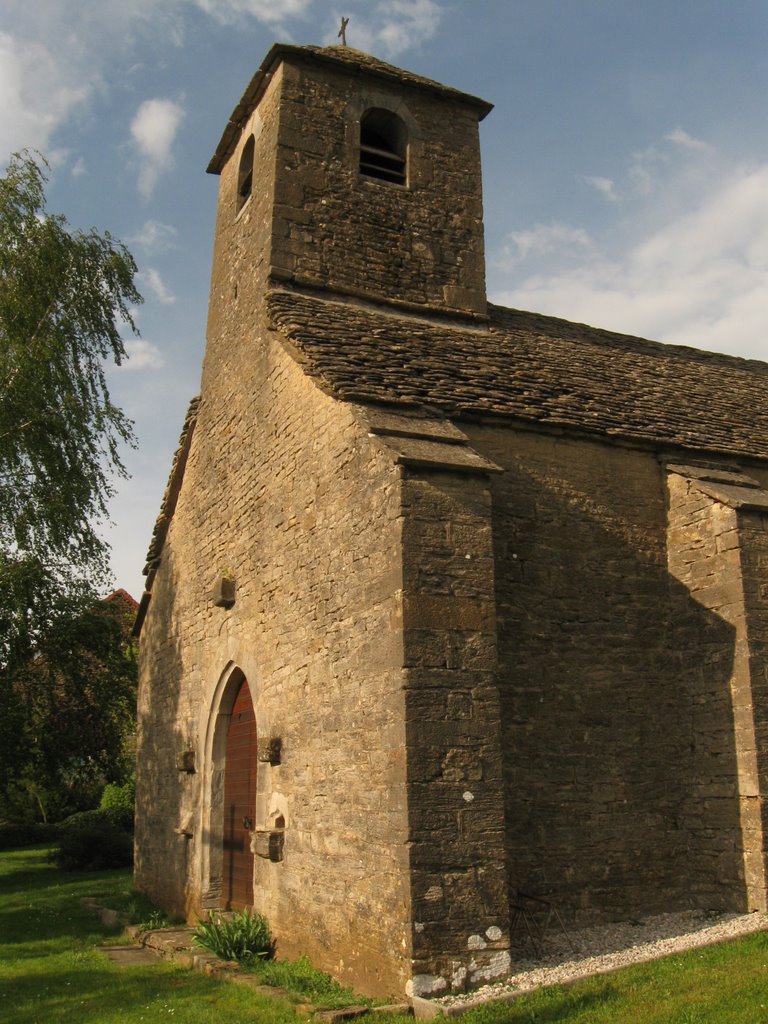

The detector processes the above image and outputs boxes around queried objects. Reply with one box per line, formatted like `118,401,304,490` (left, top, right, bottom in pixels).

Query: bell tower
207,44,493,319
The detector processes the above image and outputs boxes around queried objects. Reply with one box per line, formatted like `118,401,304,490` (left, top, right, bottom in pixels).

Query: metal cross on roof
338,16,349,46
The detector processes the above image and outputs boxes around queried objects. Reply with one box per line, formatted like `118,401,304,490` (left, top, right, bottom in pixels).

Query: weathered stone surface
98,945,159,966
314,1007,374,1024
666,469,768,911
135,39,768,1006
268,291,768,463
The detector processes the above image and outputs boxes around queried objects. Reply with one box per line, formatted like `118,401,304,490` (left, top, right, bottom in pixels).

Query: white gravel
435,909,768,1011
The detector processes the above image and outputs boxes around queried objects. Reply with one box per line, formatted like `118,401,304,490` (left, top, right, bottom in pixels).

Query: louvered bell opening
360,110,407,185
238,169,253,201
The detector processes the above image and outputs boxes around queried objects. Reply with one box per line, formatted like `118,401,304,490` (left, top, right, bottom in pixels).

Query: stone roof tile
267,290,768,461
142,395,200,578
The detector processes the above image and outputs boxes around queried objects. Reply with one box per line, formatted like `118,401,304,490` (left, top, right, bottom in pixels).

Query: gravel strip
436,910,768,1010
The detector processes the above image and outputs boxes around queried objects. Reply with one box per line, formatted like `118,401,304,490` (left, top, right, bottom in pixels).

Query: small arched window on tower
236,134,255,213
359,109,407,185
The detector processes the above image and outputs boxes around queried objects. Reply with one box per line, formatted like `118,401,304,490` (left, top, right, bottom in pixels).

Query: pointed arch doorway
222,676,257,910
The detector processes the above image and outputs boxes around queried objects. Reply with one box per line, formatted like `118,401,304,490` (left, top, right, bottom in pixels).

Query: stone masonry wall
465,425,747,927
137,40,768,999
136,66,416,995
205,64,283,354
665,474,754,907
667,470,768,910
135,317,413,996
400,468,510,996
269,57,487,315
738,508,768,905
136,69,286,924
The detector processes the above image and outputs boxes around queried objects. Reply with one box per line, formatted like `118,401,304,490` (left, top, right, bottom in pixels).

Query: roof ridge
488,302,768,371
268,286,492,335
267,290,768,462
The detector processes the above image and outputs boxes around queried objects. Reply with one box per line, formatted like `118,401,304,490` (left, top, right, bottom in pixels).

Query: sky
2,0,768,599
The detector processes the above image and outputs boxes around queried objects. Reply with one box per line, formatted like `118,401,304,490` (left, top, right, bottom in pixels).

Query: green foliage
193,908,274,963
0,820,59,849
0,152,141,826
53,824,132,872
0,847,299,1024
137,908,172,933
253,954,364,1009
0,151,140,574
52,808,133,870
59,806,134,834
0,585,138,823
99,778,135,815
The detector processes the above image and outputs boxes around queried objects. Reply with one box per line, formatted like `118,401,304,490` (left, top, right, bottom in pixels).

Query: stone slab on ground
92,907,412,1017
314,1007,374,1024
98,944,162,966
136,926,234,974
80,897,131,929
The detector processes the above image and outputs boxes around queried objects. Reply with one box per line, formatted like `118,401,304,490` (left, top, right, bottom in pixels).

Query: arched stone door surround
201,663,258,910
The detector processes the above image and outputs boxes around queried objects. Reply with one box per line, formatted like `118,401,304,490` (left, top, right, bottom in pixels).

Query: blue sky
2,0,768,598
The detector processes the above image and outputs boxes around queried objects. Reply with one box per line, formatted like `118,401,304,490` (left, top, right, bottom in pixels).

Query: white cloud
665,127,712,153
130,219,178,254
1,0,441,160
0,31,89,155
498,223,593,271
139,268,177,304
618,130,716,203
120,338,166,370
375,0,443,56
0,3,187,157
130,98,185,198
583,176,619,202
0,0,311,158
195,0,312,25
625,143,668,198
71,157,87,177
492,164,768,362
326,0,443,57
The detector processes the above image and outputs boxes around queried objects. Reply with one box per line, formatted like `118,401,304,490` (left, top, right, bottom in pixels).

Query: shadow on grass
0,848,132,949
457,982,621,1024
4,961,297,1024
0,907,124,954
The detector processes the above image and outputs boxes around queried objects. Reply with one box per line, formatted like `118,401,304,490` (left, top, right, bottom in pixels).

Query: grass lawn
0,846,297,1024
3,845,768,1024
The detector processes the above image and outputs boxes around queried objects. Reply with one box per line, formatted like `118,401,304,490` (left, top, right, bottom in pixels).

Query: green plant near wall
193,908,274,963
254,955,365,1009
99,778,135,815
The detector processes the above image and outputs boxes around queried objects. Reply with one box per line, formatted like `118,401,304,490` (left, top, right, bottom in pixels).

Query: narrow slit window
360,109,407,185
237,134,255,212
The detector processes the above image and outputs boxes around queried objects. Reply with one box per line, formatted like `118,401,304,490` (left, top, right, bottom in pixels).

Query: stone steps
84,901,412,1021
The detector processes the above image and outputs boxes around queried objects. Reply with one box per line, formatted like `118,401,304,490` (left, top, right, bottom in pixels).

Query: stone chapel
134,42,768,999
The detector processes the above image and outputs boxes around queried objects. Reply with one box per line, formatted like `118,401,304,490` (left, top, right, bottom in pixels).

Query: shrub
193,908,274,963
51,807,133,870
0,822,60,850
99,779,135,816
60,805,134,834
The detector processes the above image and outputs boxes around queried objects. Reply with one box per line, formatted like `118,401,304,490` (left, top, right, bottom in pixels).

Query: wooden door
223,677,257,910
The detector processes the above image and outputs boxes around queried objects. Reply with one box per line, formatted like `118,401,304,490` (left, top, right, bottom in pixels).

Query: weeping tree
0,152,142,820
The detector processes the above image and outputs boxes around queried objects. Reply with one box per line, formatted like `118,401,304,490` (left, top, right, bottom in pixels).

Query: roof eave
207,43,493,176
